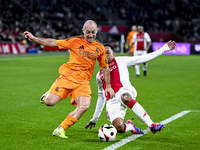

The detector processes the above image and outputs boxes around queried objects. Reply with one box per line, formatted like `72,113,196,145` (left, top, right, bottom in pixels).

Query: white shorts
134,50,147,57
106,86,137,123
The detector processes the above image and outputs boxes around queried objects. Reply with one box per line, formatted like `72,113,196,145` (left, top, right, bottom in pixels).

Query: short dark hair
104,44,115,52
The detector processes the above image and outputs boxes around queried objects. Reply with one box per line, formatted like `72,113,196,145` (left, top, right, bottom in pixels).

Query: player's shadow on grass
81,130,101,142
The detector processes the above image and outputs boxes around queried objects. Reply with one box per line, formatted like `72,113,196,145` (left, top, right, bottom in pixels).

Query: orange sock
60,116,78,130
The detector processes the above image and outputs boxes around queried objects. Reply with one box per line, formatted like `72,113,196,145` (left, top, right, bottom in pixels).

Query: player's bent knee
45,98,59,106
121,93,132,105
112,118,125,133
45,99,55,106
45,93,61,106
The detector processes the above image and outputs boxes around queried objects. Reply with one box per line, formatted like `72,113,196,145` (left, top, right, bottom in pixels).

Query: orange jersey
56,35,108,84
127,31,138,53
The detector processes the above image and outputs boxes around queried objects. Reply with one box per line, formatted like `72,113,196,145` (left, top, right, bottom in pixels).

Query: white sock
135,64,140,75
143,63,147,71
124,123,134,132
131,102,153,127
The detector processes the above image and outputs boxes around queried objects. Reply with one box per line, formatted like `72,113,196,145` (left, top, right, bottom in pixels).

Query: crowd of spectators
0,0,200,43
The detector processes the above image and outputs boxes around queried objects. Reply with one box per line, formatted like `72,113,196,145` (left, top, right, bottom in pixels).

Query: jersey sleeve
120,43,170,67
145,33,151,42
127,32,131,40
97,46,108,68
90,72,106,123
56,39,73,49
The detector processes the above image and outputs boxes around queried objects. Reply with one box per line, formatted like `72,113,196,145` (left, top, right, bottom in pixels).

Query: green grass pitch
0,52,200,150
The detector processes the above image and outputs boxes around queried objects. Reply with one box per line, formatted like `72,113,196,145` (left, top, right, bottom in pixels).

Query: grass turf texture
0,52,200,150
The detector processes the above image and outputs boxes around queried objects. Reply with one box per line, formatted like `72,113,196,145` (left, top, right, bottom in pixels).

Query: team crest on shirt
96,48,99,53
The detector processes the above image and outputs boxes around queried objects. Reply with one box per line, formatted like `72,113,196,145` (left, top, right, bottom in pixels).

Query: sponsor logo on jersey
79,50,99,61
109,65,117,72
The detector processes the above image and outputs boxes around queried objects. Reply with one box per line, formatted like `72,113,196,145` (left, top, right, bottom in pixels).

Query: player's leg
40,91,63,106
106,98,125,133
106,97,143,134
142,51,148,76
69,83,92,120
53,96,90,138
45,93,61,106
121,91,164,133
40,79,71,138
52,108,78,139
51,88,73,138
58,96,90,129
112,118,143,134
112,118,125,133
134,51,140,76
143,62,147,76
40,75,64,106
135,64,140,77
121,92,153,127
53,83,92,138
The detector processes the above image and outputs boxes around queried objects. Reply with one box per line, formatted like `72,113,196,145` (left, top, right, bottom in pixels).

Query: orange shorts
48,75,92,106
129,44,135,54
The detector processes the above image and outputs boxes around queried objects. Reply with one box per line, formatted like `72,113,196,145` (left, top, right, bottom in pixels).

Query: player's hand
167,40,176,50
105,86,115,99
23,31,35,41
85,121,96,129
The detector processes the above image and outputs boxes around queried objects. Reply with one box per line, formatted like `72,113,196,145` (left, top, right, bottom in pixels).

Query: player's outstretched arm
166,40,176,50
124,40,177,67
23,31,58,48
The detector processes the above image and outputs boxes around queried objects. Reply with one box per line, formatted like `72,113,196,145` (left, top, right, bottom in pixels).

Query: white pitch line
103,110,198,150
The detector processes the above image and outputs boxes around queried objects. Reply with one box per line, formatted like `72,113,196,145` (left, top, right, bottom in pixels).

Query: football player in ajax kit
85,41,176,135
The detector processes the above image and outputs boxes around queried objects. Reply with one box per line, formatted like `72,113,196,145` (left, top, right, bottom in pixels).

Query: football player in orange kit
23,20,115,139
127,25,138,55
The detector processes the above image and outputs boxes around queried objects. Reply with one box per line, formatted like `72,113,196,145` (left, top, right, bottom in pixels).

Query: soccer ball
98,124,117,142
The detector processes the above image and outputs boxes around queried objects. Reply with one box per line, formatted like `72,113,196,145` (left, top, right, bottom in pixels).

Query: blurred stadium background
0,0,200,54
